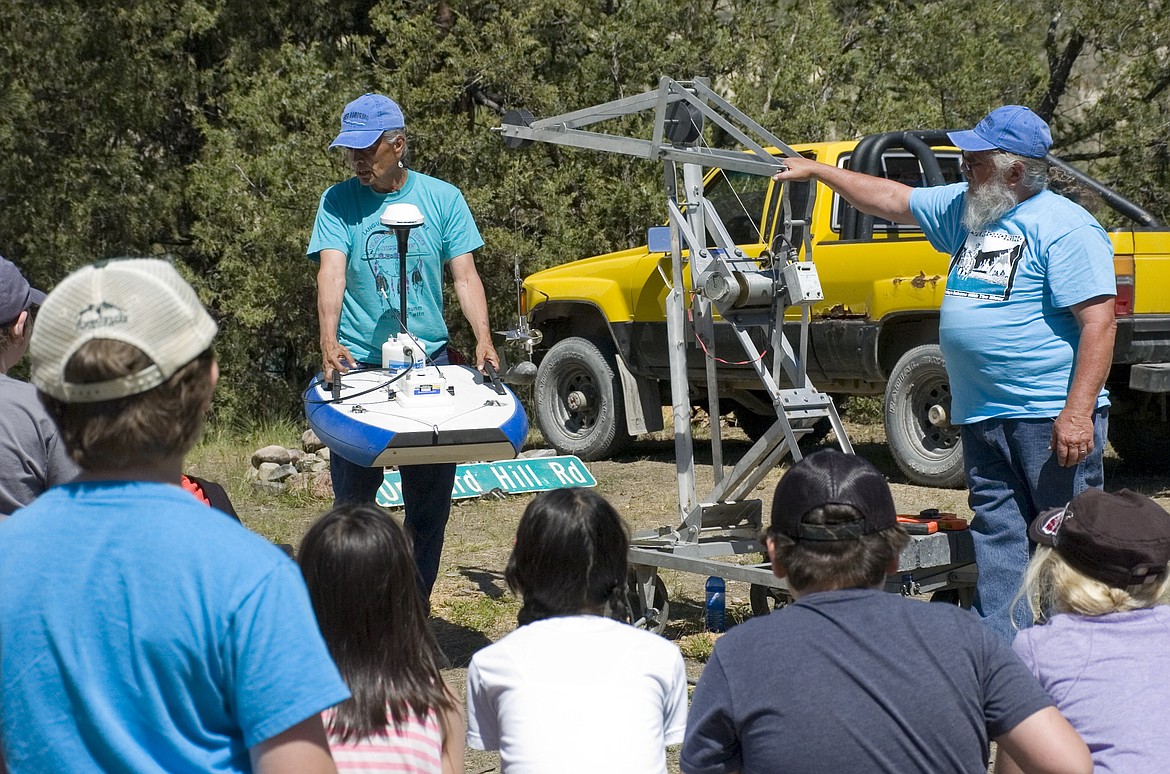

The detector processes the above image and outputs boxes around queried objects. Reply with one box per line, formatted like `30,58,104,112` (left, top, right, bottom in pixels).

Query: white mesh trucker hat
30,258,217,403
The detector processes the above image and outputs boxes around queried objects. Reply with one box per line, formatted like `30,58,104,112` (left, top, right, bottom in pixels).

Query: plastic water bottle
705,576,726,633
381,336,409,372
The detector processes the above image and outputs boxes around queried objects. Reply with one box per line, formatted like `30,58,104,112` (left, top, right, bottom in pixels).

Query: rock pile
248,429,333,499
247,429,555,501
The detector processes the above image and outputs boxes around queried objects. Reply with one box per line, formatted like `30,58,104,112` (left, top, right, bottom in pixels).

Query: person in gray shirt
0,256,77,516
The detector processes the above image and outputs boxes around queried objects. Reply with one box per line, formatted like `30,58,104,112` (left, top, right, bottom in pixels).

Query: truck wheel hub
927,404,949,427
567,390,590,411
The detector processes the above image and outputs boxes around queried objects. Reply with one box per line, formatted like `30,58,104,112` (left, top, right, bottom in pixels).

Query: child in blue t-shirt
0,259,349,773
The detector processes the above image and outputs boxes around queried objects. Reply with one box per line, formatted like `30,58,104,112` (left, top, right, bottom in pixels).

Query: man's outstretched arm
773,155,917,225
316,248,355,381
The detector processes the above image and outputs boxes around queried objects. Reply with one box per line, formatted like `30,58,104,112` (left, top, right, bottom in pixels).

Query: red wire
686,292,769,365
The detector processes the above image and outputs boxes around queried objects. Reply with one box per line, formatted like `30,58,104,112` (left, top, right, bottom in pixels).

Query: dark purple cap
1030,488,1170,589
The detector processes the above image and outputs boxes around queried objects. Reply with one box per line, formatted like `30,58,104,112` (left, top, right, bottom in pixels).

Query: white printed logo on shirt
945,231,1026,301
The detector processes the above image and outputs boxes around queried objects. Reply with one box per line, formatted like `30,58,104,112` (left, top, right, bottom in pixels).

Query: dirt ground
419,419,1170,773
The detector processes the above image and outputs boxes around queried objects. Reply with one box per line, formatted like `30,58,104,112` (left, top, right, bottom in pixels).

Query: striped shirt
326,708,444,773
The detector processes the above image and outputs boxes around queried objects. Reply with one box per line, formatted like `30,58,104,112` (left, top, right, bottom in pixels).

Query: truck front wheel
535,337,631,460
884,344,966,488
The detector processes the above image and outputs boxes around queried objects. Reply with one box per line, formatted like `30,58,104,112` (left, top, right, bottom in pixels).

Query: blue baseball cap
947,105,1052,159
329,93,405,150
0,256,46,325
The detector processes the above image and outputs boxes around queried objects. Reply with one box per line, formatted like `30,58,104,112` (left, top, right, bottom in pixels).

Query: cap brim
27,288,46,307
328,130,385,150
1029,507,1065,546
947,129,997,153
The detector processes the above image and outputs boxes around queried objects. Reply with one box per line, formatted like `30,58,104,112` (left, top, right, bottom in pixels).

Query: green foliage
3,0,1168,425
189,41,366,425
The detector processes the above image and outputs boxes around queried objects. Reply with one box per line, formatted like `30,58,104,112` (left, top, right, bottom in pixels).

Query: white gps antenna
380,203,425,335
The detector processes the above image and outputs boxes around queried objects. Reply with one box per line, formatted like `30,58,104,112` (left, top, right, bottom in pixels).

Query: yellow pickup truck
518,132,1170,486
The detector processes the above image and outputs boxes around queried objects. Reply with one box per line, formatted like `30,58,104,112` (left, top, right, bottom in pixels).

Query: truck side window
831,151,962,233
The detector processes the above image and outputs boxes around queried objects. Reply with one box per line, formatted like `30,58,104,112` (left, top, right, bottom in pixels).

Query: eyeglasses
960,151,1000,174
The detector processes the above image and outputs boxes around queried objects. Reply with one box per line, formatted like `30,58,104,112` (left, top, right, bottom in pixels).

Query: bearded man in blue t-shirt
307,93,499,605
773,106,1116,643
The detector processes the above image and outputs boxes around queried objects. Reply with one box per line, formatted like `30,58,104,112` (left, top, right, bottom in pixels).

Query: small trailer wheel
625,568,670,634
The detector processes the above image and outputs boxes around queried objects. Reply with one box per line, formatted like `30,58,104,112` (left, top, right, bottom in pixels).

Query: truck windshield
703,170,774,247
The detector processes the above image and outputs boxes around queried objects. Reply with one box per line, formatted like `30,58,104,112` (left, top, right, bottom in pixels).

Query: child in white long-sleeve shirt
466,488,687,774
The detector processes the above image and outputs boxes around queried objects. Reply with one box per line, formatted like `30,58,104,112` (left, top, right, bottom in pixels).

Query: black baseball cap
770,449,898,541
1030,488,1170,589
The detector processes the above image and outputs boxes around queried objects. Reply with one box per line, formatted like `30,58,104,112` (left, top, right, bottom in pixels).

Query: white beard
961,177,1019,231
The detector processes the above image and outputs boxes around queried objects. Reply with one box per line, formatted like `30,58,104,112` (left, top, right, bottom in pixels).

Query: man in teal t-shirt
772,106,1116,643
307,93,499,604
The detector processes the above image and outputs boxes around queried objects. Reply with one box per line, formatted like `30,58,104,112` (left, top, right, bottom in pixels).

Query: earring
397,160,404,169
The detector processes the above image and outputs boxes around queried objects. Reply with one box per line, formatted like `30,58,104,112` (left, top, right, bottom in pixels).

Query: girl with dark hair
465,488,687,773
299,504,463,773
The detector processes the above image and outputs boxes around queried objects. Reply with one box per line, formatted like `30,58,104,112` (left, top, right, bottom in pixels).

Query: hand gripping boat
304,202,528,467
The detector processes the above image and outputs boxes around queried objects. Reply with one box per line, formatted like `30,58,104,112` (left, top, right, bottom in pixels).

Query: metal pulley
501,109,535,149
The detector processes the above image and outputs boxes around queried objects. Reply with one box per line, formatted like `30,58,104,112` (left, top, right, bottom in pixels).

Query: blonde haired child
996,488,1170,773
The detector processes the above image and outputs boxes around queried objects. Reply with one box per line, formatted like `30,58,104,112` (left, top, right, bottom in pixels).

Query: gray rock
520,447,557,458
251,480,285,495
262,463,299,483
302,429,325,453
252,445,292,468
310,470,333,499
317,447,330,462
300,457,329,474
257,462,281,479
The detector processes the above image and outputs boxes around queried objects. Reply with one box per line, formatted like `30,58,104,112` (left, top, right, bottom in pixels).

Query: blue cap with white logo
947,105,1052,159
329,93,405,150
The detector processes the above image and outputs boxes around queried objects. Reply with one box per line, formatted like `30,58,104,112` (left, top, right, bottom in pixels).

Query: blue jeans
960,408,1107,643
330,351,456,603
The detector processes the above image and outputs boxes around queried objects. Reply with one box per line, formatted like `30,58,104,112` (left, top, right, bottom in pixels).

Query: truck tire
884,344,966,488
535,337,631,460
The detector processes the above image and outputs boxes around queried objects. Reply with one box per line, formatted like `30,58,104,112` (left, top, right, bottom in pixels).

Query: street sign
376,455,596,507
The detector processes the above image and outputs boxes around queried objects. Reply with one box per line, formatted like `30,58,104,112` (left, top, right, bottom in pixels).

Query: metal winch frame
498,77,862,626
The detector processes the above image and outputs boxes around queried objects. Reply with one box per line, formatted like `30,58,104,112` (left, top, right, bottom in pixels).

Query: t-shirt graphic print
946,231,1025,301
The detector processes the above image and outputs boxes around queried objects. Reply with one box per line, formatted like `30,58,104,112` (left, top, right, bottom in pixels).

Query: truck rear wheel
1108,388,1170,473
535,337,631,460
884,344,966,488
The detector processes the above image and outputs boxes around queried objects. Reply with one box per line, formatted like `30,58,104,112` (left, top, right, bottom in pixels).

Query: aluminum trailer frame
498,76,975,629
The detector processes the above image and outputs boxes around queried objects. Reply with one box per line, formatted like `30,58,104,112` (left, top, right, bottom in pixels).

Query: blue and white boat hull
305,365,528,467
